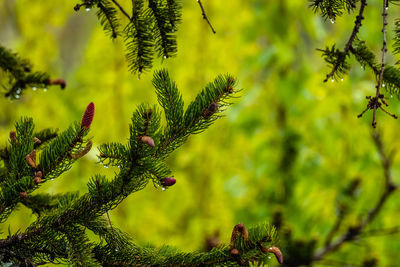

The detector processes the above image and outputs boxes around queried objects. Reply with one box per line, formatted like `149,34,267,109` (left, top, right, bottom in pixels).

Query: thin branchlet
196,0,216,34
323,0,367,82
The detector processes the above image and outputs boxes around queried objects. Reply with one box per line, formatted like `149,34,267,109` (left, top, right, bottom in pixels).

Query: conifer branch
323,0,367,82
0,71,254,265
196,0,216,34
372,0,389,128
0,45,65,99
313,132,397,261
355,0,398,127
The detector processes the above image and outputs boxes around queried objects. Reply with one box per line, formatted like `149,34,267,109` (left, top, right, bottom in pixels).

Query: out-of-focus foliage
1,0,400,266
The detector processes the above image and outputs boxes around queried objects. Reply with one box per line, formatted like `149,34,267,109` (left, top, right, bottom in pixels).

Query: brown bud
230,248,239,255
35,171,43,178
34,177,42,184
26,154,36,168
140,136,155,147
71,141,92,159
19,192,28,198
9,131,17,143
30,150,36,163
202,102,219,119
230,223,249,253
33,137,41,144
81,102,95,129
47,78,66,89
265,246,283,264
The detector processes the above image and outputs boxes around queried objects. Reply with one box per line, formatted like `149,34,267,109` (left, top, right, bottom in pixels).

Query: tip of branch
46,78,66,89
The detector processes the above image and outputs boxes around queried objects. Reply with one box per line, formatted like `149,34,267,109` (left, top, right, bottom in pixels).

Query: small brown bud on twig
202,102,219,119
160,177,176,187
81,102,95,129
26,154,36,169
140,136,155,147
230,248,239,255
265,246,283,264
19,192,28,198
33,137,41,144
35,171,42,178
30,150,36,163
34,177,42,184
46,78,66,89
9,131,17,143
230,223,249,254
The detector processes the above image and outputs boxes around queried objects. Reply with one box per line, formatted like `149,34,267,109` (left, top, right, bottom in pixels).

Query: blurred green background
1,0,400,266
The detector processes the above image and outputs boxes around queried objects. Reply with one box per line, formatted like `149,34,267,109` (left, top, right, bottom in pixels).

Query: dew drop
162,187,166,191
16,88,21,94
32,87,37,91
361,66,364,69
268,256,272,259
391,95,393,98
330,19,335,24
341,78,344,82
163,55,167,59
385,7,389,10
331,78,334,82
115,248,119,252
85,7,91,12
382,84,385,88
15,95,20,99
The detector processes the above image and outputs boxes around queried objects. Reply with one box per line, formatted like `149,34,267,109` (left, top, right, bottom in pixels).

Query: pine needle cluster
75,0,182,75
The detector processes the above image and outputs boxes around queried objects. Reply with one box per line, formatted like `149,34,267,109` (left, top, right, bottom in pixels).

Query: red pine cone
160,177,176,187
81,102,95,129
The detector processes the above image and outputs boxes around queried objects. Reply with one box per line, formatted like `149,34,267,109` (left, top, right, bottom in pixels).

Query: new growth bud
202,102,219,119
265,246,283,264
46,78,66,89
19,192,28,198
9,131,17,143
26,151,37,169
81,102,95,129
140,136,155,147
34,177,42,184
160,177,176,187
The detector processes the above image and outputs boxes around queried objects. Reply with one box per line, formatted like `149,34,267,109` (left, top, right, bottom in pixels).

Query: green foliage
309,0,357,21
0,69,281,266
0,45,51,99
76,0,182,75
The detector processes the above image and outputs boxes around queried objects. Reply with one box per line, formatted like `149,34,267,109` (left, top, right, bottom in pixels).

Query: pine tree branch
196,0,216,34
111,0,131,20
0,45,65,99
313,132,397,261
372,0,389,128
323,0,367,82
